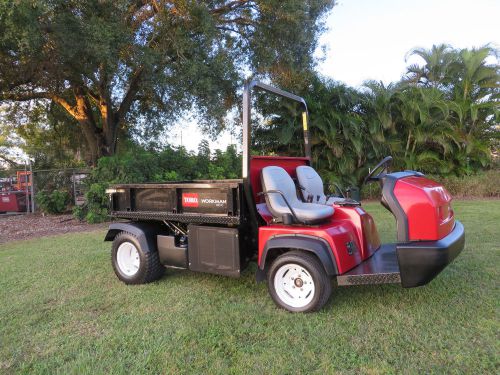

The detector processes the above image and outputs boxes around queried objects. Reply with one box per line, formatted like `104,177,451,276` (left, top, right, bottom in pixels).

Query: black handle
258,190,305,225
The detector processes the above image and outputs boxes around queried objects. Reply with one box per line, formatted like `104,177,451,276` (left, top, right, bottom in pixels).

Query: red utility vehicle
105,82,465,312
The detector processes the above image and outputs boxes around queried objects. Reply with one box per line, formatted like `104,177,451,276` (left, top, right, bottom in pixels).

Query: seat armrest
258,190,305,225
282,213,294,225
333,198,360,206
325,183,345,198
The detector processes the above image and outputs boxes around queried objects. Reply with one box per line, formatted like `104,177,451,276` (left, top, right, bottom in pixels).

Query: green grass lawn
1,200,498,374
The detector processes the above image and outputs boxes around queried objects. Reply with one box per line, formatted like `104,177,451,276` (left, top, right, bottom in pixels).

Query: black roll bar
242,80,311,179
241,80,311,242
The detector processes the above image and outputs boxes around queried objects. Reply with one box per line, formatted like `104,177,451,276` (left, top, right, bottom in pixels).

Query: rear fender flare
258,235,338,279
104,222,164,253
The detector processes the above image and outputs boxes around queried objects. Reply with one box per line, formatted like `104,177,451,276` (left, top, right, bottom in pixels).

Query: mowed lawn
0,201,498,374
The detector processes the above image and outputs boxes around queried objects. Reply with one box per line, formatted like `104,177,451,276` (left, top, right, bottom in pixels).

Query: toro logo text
182,193,199,207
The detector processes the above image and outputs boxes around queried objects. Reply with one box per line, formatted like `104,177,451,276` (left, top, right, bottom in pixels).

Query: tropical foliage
253,44,499,187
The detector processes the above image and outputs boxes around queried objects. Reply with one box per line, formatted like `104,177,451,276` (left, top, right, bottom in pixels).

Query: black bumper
396,221,465,288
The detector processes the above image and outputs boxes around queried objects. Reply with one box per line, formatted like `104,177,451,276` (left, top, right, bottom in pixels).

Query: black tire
267,250,332,313
111,231,164,284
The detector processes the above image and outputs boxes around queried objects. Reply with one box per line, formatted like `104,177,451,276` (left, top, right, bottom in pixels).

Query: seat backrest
261,166,300,218
296,165,326,204
249,156,309,202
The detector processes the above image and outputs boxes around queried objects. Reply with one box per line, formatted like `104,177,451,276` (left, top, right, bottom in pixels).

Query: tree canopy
0,0,335,164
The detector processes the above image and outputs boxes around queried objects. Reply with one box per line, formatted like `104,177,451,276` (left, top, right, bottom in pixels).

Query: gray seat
261,166,334,224
296,165,346,205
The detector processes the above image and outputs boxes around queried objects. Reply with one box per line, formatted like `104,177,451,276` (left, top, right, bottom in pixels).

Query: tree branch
0,90,86,121
0,91,51,101
51,95,83,120
211,0,251,15
218,16,255,26
0,154,19,167
216,26,246,36
117,67,144,121
86,89,101,105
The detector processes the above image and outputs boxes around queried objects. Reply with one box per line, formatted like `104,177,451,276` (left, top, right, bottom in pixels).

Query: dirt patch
0,214,108,244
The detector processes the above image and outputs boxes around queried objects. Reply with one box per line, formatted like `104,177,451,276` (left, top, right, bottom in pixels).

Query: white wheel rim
116,242,140,277
273,263,315,308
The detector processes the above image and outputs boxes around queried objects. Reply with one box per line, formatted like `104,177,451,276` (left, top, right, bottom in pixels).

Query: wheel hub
273,263,315,308
294,278,304,288
116,242,140,277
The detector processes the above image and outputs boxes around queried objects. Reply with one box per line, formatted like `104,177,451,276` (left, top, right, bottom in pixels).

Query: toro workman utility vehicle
105,81,465,312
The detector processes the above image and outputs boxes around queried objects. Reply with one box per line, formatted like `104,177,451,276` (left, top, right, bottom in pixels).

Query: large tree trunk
76,68,142,165
78,112,119,166
54,88,122,166
78,119,100,165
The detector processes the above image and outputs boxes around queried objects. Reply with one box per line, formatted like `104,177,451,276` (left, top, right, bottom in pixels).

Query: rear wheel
267,250,332,312
111,231,164,284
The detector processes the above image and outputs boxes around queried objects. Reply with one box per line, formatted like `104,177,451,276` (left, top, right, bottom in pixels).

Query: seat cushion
292,202,335,223
261,166,334,224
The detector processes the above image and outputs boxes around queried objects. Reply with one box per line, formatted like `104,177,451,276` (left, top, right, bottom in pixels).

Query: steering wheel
363,156,393,185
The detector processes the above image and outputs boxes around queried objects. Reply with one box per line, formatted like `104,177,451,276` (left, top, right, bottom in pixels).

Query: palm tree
307,79,371,187
404,44,499,174
361,80,401,165
404,44,455,89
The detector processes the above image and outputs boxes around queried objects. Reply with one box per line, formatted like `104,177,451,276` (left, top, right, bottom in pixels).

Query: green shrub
72,183,109,223
361,183,382,200
85,183,108,209
36,190,71,214
360,169,500,200
72,205,86,221
85,207,109,224
429,170,500,198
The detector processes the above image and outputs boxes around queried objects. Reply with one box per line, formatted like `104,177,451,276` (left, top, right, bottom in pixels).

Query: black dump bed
108,180,243,225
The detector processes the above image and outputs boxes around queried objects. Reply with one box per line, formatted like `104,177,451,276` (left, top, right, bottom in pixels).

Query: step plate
337,272,401,286
336,243,401,286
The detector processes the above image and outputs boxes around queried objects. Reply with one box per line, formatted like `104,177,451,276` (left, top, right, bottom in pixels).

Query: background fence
0,167,89,214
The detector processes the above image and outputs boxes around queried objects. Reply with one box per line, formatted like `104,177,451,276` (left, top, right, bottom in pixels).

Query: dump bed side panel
109,180,242,225
134,189,177,211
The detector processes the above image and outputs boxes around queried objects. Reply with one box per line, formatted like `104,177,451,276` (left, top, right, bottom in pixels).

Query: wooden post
24,162,29,213
29,161,35,213
72,169,77,206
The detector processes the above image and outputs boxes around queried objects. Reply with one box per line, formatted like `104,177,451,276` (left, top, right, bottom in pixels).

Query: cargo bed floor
336,243,401,286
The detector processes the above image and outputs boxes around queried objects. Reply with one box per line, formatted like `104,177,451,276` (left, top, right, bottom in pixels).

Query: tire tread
112,231,164,284
267,250,332,312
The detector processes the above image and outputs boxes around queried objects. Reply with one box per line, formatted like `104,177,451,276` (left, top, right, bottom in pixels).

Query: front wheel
267,251,332,312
